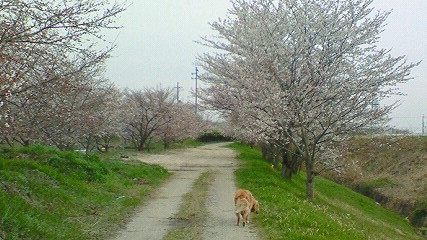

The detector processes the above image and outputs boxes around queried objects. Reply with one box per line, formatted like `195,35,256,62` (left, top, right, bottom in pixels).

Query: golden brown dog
234,189,259,227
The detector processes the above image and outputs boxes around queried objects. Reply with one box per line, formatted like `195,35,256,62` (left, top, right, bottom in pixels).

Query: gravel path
112,142,259,240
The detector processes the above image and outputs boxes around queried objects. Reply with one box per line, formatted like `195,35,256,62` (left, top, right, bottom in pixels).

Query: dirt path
204,168,259,239
113,142,259,240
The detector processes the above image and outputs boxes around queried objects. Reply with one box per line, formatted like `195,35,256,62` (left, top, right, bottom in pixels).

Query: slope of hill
0,145,169,240
327,136,427,229
230,143,423,240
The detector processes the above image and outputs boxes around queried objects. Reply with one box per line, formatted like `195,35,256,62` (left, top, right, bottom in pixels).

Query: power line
391,116,424,119
388,115,427,135
423,115,425,135
173,82,182,103
191,66,199,114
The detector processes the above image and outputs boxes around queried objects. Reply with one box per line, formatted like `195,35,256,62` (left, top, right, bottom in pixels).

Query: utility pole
174,82,182,103
191,66,199,114
422,115,425,135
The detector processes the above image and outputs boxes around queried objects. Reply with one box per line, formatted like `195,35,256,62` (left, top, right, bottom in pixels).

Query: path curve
112,142,259,240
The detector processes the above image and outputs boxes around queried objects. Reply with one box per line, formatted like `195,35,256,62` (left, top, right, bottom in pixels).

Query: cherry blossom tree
0,0,125,131
74,84,123,154
1,50,123,152
198,0,419,200
157,102,206,149
35,64,112,150
93,87,123,152
122,87,176,151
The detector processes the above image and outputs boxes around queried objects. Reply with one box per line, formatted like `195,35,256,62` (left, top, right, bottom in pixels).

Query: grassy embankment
230,142,423,240
327,136,427,231
163,170,215,240
0,144,172,240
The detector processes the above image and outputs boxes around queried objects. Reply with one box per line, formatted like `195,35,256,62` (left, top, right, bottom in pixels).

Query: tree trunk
305,157,315,201
85,135,92,155
282,165,293,180
273,154,279,170
106,136,112,152
265,148,275,166
5,137,13,147
146,138,152,152
281,149,293,179
163,141,170,149
163,134,170,149
137,141,144,151
261,144,268,160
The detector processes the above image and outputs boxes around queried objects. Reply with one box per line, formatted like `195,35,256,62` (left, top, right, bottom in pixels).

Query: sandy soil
112,142,259,240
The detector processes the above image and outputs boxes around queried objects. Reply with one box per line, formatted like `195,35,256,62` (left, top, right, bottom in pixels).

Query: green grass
163,170,215,240
229,142,423,240
0,145,169,240
357,177,396,196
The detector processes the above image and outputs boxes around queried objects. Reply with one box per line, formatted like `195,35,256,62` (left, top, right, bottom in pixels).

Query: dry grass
326,135,427,230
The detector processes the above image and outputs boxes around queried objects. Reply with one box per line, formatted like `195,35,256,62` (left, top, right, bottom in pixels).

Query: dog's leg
236,213,240,226
247,212,250,224
244,212,251,227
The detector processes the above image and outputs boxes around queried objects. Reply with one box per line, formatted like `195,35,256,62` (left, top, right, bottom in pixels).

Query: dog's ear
251,202,256,212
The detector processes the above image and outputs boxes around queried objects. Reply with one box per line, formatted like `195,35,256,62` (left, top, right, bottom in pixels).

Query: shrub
197,130,232,142
410,201,427,228
357,177,395,196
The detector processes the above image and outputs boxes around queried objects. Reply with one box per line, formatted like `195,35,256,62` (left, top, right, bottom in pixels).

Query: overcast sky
105,0,427,133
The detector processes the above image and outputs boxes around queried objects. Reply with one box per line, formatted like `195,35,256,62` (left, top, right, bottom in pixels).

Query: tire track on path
112,143,259,240
114,171,200,240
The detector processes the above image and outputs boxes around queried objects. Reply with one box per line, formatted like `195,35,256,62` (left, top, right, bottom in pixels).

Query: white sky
105,0,427,133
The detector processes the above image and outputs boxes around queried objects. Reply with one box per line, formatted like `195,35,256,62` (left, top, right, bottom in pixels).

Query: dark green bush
410,201,427,228
357,178,395,196
197,130,233,142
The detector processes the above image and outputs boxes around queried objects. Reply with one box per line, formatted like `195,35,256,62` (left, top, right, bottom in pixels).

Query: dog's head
251,200,260,214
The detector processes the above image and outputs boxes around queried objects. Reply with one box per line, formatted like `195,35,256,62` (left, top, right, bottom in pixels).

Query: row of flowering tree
198,0,419,200
122,88,206,151
0,0,207,152
0,0,124,148
2,77,205,152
